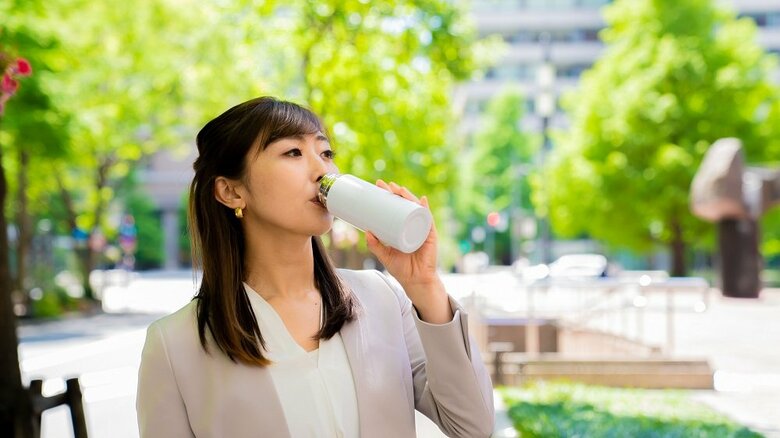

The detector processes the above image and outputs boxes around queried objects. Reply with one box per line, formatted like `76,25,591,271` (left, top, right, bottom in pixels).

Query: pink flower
1,74,18,94
15,58,32,76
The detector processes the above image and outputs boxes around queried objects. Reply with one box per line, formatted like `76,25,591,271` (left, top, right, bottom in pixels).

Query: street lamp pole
539,116,552,265
509,163,530,264
535,32,555,264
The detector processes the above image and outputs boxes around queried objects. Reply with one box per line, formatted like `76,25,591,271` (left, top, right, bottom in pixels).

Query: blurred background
2,0,779,437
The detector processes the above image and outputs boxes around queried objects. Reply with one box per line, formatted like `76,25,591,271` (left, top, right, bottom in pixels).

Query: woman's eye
323,150,336,159
284,149,302,157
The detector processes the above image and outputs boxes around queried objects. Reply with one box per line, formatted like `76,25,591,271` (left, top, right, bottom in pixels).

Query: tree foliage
533,0,780,274
3,0,486,431
457,88,535,262
203,0,490,267
261,0,484,224
469,88,535,216
4,0,488,279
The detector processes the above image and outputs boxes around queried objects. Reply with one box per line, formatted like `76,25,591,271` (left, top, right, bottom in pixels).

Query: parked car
547,254,609,279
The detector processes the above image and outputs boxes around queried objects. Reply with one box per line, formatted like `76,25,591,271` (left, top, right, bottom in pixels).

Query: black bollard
718,219,761,298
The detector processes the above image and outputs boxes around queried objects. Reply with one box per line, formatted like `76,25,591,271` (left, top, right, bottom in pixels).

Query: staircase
488,355,714,389
465,273,716,389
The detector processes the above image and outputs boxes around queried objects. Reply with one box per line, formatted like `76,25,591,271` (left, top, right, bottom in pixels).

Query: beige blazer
136,269,494,437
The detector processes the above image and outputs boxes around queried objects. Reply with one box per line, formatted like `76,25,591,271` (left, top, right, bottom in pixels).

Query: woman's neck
242,231,317,301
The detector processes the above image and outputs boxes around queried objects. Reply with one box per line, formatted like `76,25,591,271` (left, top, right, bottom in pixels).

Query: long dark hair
189,96,356,366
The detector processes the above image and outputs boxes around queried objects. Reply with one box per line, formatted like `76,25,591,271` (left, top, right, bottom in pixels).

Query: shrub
501,381,763,438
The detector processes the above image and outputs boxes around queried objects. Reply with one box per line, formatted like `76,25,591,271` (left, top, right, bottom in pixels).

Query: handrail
521,274,710,356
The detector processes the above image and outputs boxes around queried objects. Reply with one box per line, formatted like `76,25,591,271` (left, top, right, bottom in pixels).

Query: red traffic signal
487,211,501,228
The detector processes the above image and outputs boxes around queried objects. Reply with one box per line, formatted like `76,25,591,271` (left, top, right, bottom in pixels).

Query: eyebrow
278,134,330,145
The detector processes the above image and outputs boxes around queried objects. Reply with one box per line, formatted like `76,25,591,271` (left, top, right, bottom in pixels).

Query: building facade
461,0,780,136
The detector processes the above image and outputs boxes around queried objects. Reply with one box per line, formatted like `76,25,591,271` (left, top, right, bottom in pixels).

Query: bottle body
318,174,432,253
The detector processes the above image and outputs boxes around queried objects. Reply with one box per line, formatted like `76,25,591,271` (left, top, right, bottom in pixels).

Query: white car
548,254,608,279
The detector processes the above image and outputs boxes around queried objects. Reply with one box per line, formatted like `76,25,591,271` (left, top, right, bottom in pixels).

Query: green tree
7,0,490,287
37,0,230,298
227,0,490,268
306,1,474,198
178,191,191,268
2,0,487,432
1,0,65,432
460,88,535,263
533,0,780,275
182,0,490,268
0,2,70,310
122,184,164,271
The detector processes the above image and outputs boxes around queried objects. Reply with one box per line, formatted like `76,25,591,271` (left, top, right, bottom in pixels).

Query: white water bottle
318,173,433,253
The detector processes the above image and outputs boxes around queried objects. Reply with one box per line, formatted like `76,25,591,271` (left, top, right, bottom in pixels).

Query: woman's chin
311,220,334,237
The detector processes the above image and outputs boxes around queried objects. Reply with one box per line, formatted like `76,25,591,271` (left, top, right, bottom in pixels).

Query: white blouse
243,283,360,437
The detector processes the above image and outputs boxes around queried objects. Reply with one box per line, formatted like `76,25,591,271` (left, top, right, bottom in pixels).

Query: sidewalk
434,271,780,437
668,288,780,437
96,271,515,438
29,270,779,437
415,392,516,438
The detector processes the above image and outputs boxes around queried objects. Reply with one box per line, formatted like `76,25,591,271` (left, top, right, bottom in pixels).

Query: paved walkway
669,288,780,437
434,272,780,437
21,270,780,437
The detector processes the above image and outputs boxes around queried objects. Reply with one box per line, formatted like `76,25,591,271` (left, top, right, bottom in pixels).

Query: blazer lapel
234,364,292,438
339,291,380,437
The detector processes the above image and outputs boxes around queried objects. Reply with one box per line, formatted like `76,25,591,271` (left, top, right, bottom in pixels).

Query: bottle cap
318,173,340,208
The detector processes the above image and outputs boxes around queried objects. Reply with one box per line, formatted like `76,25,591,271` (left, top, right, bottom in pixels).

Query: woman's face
237,132,339,237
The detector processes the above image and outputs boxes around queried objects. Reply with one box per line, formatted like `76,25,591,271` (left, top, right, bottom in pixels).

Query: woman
136,97,494,437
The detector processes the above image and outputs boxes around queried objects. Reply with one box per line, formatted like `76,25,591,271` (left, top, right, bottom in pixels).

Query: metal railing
521,272,710,356
453,269,710,359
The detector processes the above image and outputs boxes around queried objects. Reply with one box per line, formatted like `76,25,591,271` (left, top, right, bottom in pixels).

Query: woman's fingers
401,187,422,205
379,180,422,205
366,231,395,260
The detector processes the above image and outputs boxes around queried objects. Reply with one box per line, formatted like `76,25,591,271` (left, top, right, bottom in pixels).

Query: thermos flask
318,173,433,253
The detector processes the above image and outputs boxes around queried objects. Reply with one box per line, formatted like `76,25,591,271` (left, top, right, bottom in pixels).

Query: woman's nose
310,154,332,181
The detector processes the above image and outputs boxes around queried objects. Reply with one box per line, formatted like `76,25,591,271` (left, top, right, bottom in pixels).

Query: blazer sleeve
375,271,495,438
136,322,195,438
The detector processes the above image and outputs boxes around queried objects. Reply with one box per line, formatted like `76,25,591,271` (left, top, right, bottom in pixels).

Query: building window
505,29,602,43
767,12,780,27
558,64,590,78
472,0,610,11
472,0,525,12
465,99,491,115
519,0,610,9
742,13,767,27
524,98,535,113
583,29,601,41
485,64,535,80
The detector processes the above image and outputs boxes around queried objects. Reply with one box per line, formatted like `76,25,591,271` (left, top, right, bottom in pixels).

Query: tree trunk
54,160,116,303
14,150,32,309
79,159,113,302
669,217,686,277
0,125,33,437
78,249,96,301
54,171,96,301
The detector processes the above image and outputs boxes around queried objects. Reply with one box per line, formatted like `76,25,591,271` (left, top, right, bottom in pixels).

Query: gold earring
234,207,243,219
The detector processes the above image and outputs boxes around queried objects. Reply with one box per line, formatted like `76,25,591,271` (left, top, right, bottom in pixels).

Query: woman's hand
365,180,452,323
365,180,437,285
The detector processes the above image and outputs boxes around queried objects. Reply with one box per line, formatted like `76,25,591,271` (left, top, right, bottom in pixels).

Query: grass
500,381,763,438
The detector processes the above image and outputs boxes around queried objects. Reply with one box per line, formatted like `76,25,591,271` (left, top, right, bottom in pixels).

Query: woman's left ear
214,176,244,209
